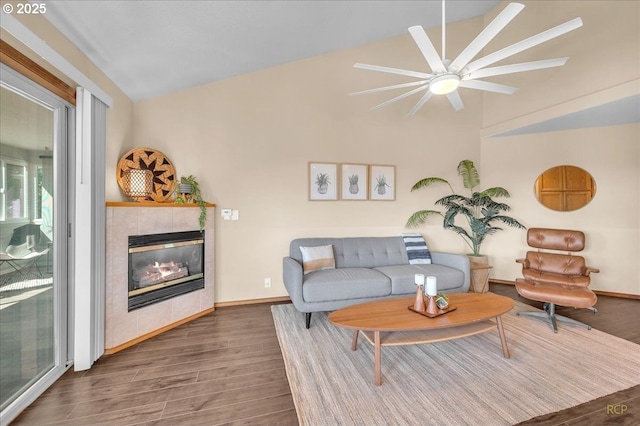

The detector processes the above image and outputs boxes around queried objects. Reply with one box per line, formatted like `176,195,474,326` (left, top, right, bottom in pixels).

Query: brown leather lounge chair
515,228,599,333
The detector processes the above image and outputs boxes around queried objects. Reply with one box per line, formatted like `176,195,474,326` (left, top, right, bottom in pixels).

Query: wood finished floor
12,302,297,426
11,283,640,425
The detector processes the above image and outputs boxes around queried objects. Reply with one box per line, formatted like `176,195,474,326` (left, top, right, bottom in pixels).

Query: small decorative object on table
409,276,457,318
425,278,439,315
435,292,449,309
413,274,426,312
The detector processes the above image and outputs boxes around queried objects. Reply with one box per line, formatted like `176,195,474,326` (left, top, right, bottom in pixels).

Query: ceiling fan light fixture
351,2,581,113
429,74,460,95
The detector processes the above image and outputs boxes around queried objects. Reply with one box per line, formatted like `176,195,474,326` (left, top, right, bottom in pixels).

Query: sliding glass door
0,64,71,419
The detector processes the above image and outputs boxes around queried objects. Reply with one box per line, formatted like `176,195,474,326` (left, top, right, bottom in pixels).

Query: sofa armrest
516,258,529,268
430,251,470,292
283,257,305,310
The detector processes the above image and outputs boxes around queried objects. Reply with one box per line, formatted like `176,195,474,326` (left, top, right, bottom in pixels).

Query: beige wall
482,125,640,295
133,17,488,303
135,1,640,301
477,1,640,296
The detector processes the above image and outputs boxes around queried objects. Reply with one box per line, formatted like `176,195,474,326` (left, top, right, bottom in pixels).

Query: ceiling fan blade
449,3,525,72
467,58,569,79
408,26,446,73
465,17,583,74
409,92,434,115
446,91,464,111
459,79,518,94
371,85,429,110
349,80,428,96
354,63,432,79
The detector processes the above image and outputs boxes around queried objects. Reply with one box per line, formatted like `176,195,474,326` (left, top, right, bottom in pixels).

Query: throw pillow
401,233,432,264
300,245,335,275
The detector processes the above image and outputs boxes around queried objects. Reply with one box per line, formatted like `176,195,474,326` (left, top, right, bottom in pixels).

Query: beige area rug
272,301,640,426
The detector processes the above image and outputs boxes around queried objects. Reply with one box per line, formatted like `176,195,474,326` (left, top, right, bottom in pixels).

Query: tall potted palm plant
406,160,525,291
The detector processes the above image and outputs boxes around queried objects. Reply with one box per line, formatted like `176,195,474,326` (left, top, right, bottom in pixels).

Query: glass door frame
0,63,73,423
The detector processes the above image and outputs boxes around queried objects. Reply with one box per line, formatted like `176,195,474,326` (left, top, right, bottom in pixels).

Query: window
0,159,28,221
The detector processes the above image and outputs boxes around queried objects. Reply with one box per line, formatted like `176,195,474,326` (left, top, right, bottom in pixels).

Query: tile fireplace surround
105,202,215,353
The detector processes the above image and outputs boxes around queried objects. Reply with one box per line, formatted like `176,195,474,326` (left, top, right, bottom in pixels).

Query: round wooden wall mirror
534,165,596,211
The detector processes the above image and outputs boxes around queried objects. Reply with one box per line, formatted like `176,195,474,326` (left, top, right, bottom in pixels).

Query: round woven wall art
116,147,176,202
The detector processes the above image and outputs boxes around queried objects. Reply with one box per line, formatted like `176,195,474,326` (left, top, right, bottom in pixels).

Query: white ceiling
42,0,501,102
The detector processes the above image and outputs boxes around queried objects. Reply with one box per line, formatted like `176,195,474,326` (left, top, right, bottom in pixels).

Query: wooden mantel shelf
107,201,216,208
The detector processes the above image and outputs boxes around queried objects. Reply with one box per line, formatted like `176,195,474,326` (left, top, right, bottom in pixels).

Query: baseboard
489,279,516,286
104,307,216,355
489,279,640,300
591,290,640,300
214,296,291,308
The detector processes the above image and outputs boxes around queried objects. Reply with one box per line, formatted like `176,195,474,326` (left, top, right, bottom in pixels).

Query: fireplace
128,230,205,311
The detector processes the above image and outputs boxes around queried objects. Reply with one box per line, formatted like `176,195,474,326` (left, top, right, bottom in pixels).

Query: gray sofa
283,236,470,328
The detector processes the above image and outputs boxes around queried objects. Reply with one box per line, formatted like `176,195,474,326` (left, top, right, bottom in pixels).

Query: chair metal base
517,302,596,333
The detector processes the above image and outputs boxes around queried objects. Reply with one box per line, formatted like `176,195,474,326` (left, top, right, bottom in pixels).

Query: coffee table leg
495,316,510,358
351,330,359,351
374,330,382,386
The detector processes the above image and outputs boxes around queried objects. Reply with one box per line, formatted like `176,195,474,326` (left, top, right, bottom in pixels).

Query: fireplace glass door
128,231,205,311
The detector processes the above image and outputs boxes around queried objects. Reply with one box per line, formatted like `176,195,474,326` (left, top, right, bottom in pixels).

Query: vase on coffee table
413,285,426,312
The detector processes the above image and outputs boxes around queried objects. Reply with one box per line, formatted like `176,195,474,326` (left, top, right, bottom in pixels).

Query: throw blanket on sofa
401,233,432,264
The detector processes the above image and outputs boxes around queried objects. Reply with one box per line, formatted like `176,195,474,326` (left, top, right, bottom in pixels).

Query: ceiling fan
350,1,582,114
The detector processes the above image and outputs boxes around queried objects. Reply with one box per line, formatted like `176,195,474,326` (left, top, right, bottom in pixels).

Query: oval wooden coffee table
328,293,514,385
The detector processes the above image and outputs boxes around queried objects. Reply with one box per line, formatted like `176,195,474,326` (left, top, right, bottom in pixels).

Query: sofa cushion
299,244,335,275
302,268,391,303
375,264,465,295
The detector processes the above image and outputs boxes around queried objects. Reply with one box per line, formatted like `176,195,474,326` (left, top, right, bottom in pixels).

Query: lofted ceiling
41,0,501,102
493,94,640,137
3,0,637,141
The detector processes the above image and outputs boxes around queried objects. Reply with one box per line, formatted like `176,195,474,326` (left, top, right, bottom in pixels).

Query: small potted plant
175,175,207,231
316,173,330,194
375,175,390,195
348,174,359,194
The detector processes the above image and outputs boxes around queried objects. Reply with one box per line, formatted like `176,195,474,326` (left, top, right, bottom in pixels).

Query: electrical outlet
264,277,271,288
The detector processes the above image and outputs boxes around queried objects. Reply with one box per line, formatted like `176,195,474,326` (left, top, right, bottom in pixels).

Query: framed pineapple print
309,162,338,200
370,165,395,201
340,163,368,200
